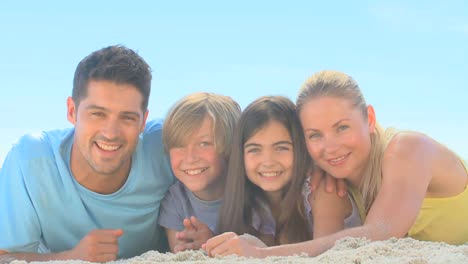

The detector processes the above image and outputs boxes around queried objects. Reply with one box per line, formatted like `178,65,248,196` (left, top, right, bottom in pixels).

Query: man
0,45,174,262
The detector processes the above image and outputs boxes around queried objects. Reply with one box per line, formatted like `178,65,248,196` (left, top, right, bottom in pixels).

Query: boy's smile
169,115,226,201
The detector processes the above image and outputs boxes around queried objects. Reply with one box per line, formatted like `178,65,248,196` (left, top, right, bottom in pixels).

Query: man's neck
69,146,131,194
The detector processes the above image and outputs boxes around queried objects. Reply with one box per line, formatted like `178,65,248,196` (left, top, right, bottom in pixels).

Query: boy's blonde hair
163,92,241,159
296,70,386,213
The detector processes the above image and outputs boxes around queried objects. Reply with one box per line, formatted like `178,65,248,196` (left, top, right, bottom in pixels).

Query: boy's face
169,115,226,201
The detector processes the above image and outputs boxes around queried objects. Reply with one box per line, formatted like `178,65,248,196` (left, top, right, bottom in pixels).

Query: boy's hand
174,216,214,252
308,166,347,198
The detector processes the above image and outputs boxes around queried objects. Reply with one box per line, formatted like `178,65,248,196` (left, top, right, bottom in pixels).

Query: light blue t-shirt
0,119,174,259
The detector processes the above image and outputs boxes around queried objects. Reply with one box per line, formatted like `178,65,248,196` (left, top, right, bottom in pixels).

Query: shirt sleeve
157,183,185,231
0,140,42,253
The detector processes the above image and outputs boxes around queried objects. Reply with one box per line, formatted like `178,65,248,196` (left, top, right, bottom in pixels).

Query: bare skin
203,104,467,257
167,216,214,253
0,81,148,262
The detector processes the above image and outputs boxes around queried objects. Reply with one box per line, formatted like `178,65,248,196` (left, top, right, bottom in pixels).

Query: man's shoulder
14,128,73,156
143,118,164,135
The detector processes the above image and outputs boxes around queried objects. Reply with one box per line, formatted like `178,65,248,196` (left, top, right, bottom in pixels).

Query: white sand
12,237,468,264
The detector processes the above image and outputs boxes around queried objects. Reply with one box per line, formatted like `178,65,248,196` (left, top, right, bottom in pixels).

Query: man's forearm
0,251,69,264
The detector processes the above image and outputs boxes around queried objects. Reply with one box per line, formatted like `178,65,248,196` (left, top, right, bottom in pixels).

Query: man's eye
123,116,137,121
91,112,104,117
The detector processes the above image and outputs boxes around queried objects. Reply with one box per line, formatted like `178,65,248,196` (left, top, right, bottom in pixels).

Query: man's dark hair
72,45,152,111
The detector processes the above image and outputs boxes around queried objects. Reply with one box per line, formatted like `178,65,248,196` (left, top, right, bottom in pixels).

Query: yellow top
350,128,468,245
407,159,468,245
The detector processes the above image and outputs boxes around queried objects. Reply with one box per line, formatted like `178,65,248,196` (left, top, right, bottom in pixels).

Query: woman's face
299,96,375,185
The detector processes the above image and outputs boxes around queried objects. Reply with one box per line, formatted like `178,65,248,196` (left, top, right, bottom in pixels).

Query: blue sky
0,0,467,165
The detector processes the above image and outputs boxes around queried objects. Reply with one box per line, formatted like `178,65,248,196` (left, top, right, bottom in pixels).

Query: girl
208,96,361,251
205,71,468,257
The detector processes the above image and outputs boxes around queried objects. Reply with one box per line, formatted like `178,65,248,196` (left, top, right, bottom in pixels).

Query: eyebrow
85,104,141,118
244,140,292,148
305,118,351,132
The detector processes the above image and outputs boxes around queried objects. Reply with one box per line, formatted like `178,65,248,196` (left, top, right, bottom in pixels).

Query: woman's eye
337,125,349,132
308,133,321,140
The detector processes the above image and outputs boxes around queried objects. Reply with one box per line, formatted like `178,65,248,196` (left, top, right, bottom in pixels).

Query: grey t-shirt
158,181,222,233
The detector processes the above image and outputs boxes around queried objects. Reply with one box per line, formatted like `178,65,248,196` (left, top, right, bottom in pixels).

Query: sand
11,237,468,264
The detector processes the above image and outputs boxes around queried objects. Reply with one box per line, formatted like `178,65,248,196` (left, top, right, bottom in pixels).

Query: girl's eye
246,148,259,154
276,146,291,152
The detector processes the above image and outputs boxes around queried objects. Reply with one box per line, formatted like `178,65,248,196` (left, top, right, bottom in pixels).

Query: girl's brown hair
217,96,312,244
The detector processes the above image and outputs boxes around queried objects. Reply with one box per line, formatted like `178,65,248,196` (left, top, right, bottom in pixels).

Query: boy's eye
200,141,213,147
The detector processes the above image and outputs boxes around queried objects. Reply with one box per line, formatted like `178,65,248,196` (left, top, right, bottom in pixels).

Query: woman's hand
202,232,266,258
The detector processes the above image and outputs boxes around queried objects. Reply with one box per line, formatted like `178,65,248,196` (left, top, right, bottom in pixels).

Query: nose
323,135,340,153
101,119,121,141
183,145,199,163
259,149,276,168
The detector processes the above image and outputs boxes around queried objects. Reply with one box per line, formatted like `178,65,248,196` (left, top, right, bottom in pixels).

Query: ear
67,97,77,125
367,105,376,133
140,110,149,133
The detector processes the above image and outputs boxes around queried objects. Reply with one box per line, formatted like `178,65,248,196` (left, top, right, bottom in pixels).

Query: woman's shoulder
383,130,460,171
385,131,436,157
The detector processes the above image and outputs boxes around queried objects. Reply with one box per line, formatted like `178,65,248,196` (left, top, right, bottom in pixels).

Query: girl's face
169,115,226,200
299,96,375,185
244,120,294,199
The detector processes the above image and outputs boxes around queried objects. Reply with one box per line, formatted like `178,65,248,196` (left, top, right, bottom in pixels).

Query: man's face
67,80,148,180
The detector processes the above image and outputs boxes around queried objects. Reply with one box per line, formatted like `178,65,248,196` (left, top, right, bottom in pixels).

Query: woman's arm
309,180,352,238
205,133,436,257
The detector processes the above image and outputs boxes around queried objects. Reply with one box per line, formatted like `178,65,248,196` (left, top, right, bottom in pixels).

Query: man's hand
202,232,266,258
64,229,123,262
174,216,214,252
308,166,347,197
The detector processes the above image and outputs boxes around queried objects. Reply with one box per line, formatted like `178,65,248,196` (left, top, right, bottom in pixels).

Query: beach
11,237,468,264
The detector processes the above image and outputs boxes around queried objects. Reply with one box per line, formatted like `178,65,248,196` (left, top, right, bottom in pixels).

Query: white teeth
96,142,120,151
259,172,280,177
330,155,347,164
184,168,208,175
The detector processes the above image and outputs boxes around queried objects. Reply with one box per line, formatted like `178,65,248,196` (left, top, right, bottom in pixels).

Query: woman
204,70,468,257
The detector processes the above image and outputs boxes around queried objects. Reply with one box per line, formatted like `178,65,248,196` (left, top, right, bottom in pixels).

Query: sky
0,0,467,166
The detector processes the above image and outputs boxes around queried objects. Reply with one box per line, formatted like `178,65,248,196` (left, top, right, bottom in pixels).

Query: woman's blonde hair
296,70,387,212
163,92,241,160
